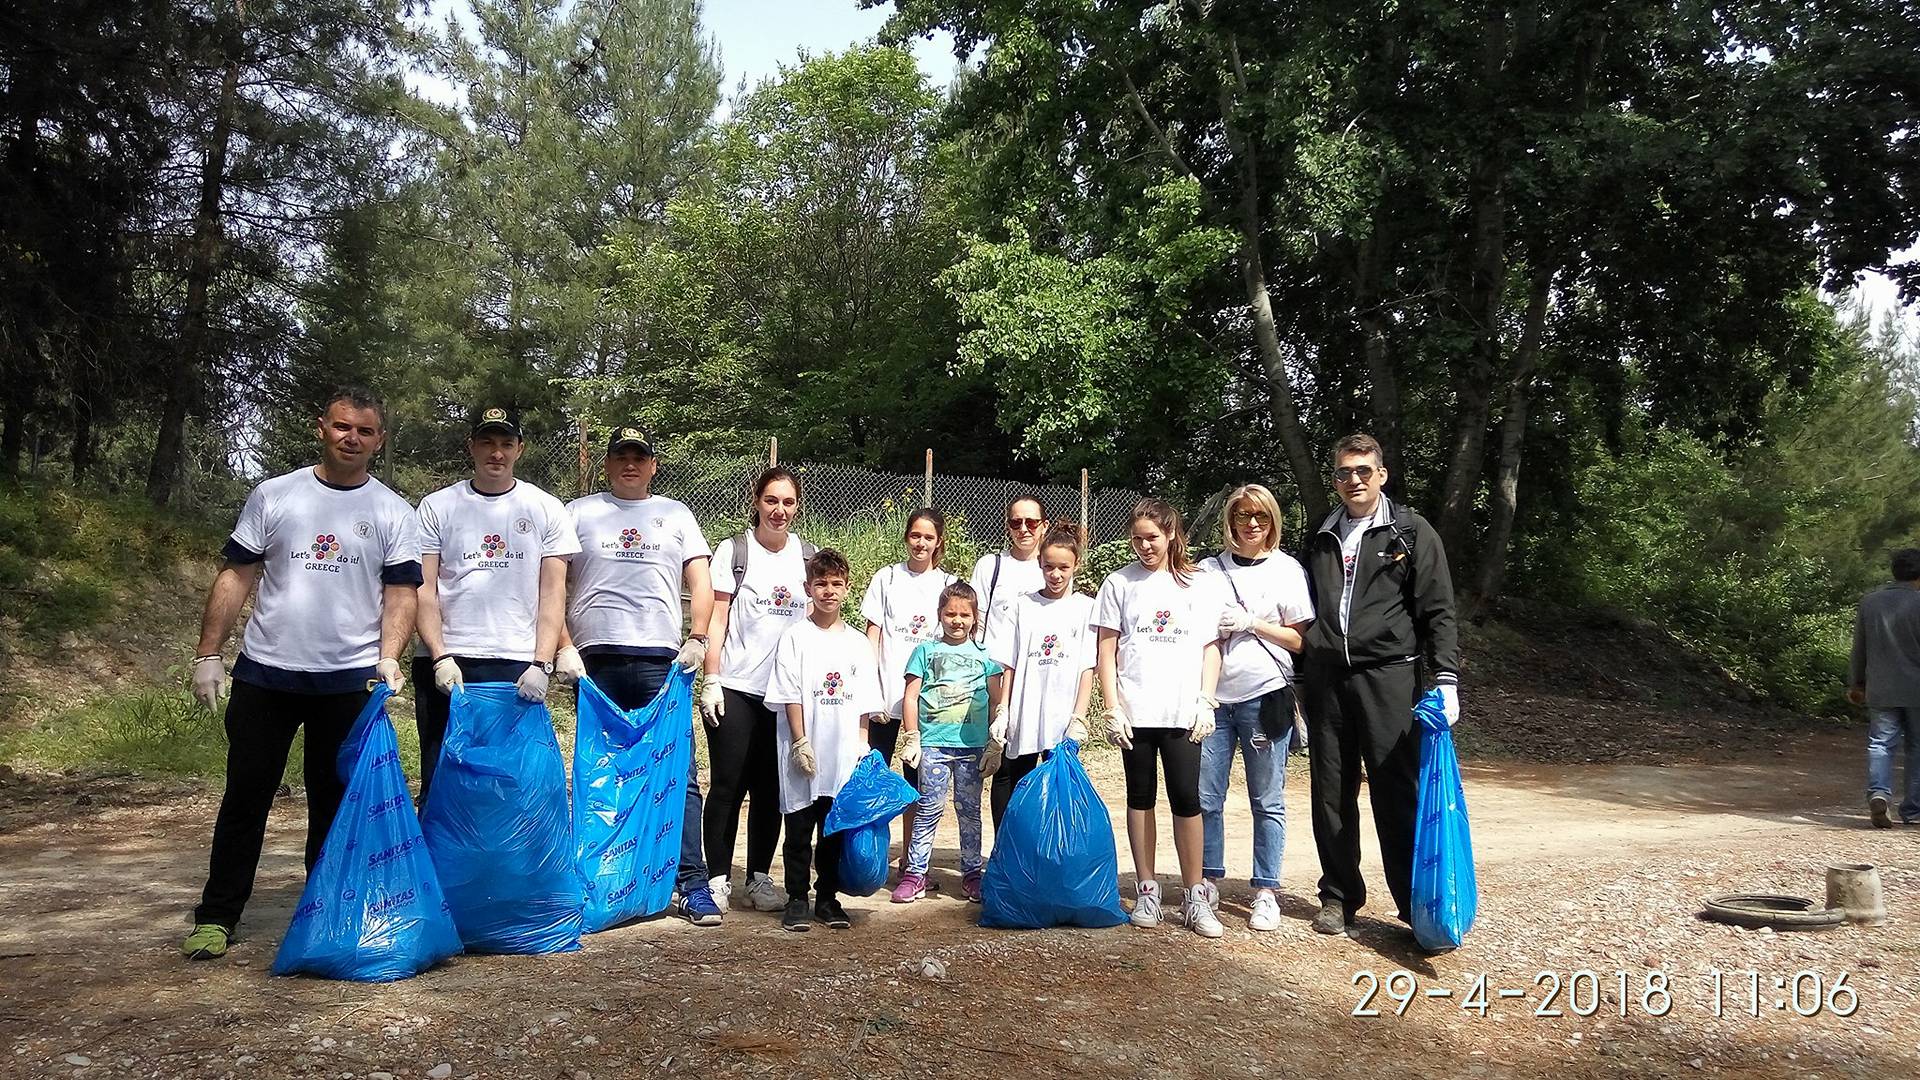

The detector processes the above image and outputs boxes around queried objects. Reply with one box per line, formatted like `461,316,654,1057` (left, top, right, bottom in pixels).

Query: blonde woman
1200,484,1314,931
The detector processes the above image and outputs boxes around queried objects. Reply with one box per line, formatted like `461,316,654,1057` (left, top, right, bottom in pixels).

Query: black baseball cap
470,406,523,440
605,425,655,457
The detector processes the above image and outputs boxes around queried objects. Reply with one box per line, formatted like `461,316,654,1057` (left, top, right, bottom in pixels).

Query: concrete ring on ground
1698,893,1846,931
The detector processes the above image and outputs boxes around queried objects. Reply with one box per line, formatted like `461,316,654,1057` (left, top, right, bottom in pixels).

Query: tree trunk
71,388,98,483
1473,266,1553,611
1353,212,1404,486
147,5,243,506
1,396,23,478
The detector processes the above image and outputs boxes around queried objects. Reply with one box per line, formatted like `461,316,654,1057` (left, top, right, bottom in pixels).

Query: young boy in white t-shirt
764,548,884,932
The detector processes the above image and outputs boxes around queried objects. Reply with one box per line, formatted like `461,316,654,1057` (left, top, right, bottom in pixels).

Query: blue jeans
582,653,708,892
907,745,984,875
1868,707,1920,822
1200,693,1291,888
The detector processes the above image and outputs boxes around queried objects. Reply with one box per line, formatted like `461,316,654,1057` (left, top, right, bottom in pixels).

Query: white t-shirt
986,590,1096,757
969,551,1045,642
230,468,420,675
713,532,812,696
564,492,712,651
860,562,957,718
1207,552,1315,704
1091,562,1225,729
1337,506,1380,633
416,480,580,661
764,619,884,813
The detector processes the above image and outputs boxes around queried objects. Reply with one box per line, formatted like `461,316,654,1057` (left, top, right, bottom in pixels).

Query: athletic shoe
1184,881,1224,938
181,923,231,960
1202,877,1222,913
1311,900,1353,936
781,898,812,933
1870,794,1893,829
1129,880,1161,928
961,869,983,904
890,872,928,904
676,885,724,926
742,872,786,912
1248,889,1281,932
816,897,851,929
707,875,733,909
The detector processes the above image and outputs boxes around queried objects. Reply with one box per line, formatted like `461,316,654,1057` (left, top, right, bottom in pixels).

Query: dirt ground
2,724,1916,1080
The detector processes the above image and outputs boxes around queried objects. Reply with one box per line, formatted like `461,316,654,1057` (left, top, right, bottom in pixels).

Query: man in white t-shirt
182,387,421,961
412,407,580,801
554,425,721,924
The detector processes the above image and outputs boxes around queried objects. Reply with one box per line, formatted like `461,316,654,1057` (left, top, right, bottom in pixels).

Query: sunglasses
1334,465,1377,483
1231,511,1271,525
1007,517,1045,531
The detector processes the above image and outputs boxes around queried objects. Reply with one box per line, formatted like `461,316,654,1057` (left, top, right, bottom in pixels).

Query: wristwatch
539,660,555,675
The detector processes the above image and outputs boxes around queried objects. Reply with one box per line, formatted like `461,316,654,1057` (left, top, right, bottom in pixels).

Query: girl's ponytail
1131,497,1195,586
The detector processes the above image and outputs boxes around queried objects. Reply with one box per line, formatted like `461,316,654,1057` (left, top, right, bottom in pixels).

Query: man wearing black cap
411,406,581,802
554,426,723,924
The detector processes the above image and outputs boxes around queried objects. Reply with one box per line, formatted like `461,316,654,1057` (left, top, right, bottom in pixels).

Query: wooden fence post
769,436,778,466
577,417,590,497
1080,468,1091,542
923,449,934,509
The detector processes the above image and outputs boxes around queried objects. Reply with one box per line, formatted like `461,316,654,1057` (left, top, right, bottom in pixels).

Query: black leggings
1122,728,1202,817
783,796,842,901
866,717,920,788
703,686,783,880
989,749,1048,830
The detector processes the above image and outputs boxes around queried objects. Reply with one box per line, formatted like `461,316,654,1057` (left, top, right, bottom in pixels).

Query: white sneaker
707,875,734,909
743,872,788,912
1248,889,1281,932
1183,881,1224,939
1203,878,1223,913
1130,880,1162,928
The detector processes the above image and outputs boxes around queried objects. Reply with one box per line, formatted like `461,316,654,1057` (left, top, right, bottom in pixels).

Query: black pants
411,655,532,804
193,680,367,930
989,749,1048,830
1303,659,1421,918
1121,728,1203,816
783,796,842,901
703,686,783,880
866,717,920,787
582,653,707,893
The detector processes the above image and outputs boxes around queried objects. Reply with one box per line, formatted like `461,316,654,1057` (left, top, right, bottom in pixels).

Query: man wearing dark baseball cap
411,405,580,802
554,423,725,924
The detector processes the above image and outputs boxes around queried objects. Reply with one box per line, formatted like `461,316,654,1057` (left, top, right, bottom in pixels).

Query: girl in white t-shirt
699,466,814,915
983,520,1095,830
1093,497,1225,939
1200,483,1314,933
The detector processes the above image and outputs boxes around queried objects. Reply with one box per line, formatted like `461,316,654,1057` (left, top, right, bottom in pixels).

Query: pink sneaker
891,872,928,903
961,869,983,903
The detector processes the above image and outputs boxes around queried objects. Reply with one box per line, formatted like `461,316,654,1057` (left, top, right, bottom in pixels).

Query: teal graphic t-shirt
904,638,1002,748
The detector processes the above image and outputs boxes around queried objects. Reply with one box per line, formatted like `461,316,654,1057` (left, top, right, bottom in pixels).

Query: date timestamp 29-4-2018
1351,970,1860,1019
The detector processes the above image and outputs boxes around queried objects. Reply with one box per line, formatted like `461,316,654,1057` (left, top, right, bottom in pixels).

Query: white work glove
699,681,725,727
554,645,586,683
1188,695,1218,743
1218,606,1255,635
1065,716,1089,744
376,657,404,693
1439,682,1460,728
1105,705,1133,751
988,703,1009,744
791,736,816,776
433,656,463,694
982,738,1004,776
516,664,549,703
191,656,225,710
674,637,708,672
899,729,922,769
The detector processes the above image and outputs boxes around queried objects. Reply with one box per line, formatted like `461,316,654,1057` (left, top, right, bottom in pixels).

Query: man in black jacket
1300,433,1460,941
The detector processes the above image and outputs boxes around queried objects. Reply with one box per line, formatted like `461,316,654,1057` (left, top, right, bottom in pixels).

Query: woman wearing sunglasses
968,494,1049,642
1199,484,1314,931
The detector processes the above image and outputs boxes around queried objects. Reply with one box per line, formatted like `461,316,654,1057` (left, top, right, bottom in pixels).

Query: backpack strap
729,531,752,596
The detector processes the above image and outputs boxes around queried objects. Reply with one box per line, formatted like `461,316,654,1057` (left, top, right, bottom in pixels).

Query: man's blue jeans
1868,706,1920,823
1199,693,1292,888
582,654,708,892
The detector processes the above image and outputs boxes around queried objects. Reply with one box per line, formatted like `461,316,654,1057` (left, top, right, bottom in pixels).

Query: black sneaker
1311,900,1353,936
1870,794,1893,829
781,897,812,933
816,896,851,929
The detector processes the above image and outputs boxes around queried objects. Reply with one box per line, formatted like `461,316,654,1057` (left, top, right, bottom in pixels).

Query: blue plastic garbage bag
980,740,1127,929
1411,688,1477,951
823,750,918,896
420,682,583,954
272,685,463,981
572,668,694,931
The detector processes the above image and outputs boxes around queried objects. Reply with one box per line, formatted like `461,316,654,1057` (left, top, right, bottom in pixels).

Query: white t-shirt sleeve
764,623,804,707
985,600,1017,670
230,485,270,556
541,494,582,557
1276,556,1314,624
415,499,443,557
680,509,713,562
853,636,885,716
712,538,737,596
382,501,421,567
968,555,994,604
1092,572,1125,632
859,567,887,626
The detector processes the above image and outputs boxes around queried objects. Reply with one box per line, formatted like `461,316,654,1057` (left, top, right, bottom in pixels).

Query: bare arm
1096,628,1121,711
1251,617,1312,654
1201,638,1223,700
705,593,733,677
416,554,447,658
1072,668,1094,720
379,583,416,662
535,556,567,663
785,701,806,742
684,556,714,643
986,669,1005,713
866,623,882,653
901,674,923,735
195,562,261,656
